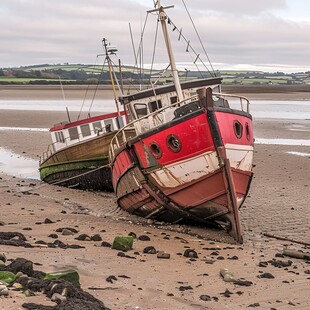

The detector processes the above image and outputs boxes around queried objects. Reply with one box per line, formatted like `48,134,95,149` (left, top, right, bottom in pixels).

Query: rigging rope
181,0,216,76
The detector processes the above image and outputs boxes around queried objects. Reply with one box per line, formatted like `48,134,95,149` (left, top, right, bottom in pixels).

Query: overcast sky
1,0,310,72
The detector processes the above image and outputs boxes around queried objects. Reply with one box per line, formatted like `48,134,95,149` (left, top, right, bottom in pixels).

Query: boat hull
111,108,254,241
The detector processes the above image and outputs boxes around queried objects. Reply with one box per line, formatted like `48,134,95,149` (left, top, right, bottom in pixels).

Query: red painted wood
215,111,253,145
112,150,132,188
134,113,215,168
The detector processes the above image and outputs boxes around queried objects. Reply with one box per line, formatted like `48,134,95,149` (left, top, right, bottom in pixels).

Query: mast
102,38,121,116
155,0,184,101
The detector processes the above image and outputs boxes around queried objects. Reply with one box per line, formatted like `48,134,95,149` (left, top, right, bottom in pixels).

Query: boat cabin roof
50,110,125,132
119,77,222,104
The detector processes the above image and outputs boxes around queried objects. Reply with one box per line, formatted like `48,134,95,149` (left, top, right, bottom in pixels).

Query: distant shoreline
0,84,310,100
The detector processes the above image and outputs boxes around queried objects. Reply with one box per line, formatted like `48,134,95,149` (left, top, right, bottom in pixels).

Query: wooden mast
155,0,184,101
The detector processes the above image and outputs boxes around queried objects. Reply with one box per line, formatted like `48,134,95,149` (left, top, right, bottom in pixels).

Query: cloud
0,0,309,71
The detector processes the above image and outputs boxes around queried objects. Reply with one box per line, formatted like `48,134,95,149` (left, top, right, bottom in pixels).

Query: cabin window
104,119,114,133
55,131,65,143
80,124,91,137
92,121,102,134
149,100,162,112
170,96,178,104
134,103,148,118
68,127,79,141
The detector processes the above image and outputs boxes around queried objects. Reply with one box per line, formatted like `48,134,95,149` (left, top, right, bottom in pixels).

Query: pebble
200,295,212,301
91,234,102,241
138,235,150,241
44,218,55,224
48,234,58,239
183,249,198,258
257,272,275,279
0,285,9,296
143,246,157,254
157,252,170,259
62,228,75,236
101,241,112,248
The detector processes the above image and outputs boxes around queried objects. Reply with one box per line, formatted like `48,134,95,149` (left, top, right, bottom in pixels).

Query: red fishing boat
108,1,254,243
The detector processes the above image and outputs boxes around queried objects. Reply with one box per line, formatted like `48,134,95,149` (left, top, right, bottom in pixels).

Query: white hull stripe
148,144,253,188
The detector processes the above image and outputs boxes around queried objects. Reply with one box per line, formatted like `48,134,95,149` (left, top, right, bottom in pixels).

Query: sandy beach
0,86,310,309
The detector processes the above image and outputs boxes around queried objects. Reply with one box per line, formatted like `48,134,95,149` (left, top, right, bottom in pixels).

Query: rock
101,241,112,248
22,227,32,231
234,280,253,287
220,288,233,297
62,228,75,236
183,249,198,258
75,234,91,241
48,234,58,239
270,259,292,268
143,246,157,254
138,235,150,241
51,292,67,303
106,275,117,283
0,271,17,284
0,284,9,296
248,303,260,307
200,295,212,301
91,234,102,241
220,268,236,282
12,282,23,289
227,255,239,260
0,221,6,226
0,253,6,263
128,232,137,238
44,269,80,288
157,252,170,259
44,218,55,224
112,236,134,251
179,285,193,291
258,261,268,267
0,260,5,267
56,227,79,234
257,272,275,279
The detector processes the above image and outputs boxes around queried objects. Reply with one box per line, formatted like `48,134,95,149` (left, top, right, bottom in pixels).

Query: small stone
200,295,212,301
91,234,102,241
112,236,134,251
0,221,6,226
138,235,150,241
248,303,260,307
234,280,253,287
257,272,275,279
75,234,91,241
220,288,233,297
62,228,75,236
220,268,236,282
157,252,170,259
106,275,117,283
51,293,67,303
0,253,6,263
143,246,157,254
128,232,137,238
48,234,58,239
12,283,23,289
22,227,32,231
183,249,198,258
44,218,54,224
101,241,112,248
179,285,193,291
0,286,8,296
227,255,239,260
61,210,67,214
258,261,268,267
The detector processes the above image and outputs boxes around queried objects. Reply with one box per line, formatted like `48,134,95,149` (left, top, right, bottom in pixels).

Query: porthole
149,142,162,159
245,122,250,141
166,134,182,153
233,121,243,139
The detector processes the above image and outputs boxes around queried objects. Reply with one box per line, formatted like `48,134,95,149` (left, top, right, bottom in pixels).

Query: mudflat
0,86,309,309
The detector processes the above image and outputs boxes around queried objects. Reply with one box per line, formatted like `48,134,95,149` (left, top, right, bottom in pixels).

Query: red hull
111,108,253,242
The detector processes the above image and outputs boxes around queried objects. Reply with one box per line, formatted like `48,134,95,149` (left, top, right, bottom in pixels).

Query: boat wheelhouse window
55,131,64,143
170,96,178,104
104,119,114,133
149,100,162,112
92,121,102,134
134,103,148,118
80,124,91,137
68,127,79,141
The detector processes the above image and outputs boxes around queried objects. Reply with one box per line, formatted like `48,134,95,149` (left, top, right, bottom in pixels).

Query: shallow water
1,99,310,119
0,147,39,179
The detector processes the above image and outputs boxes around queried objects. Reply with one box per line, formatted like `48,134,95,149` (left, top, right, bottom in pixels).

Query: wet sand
0,87,310,309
